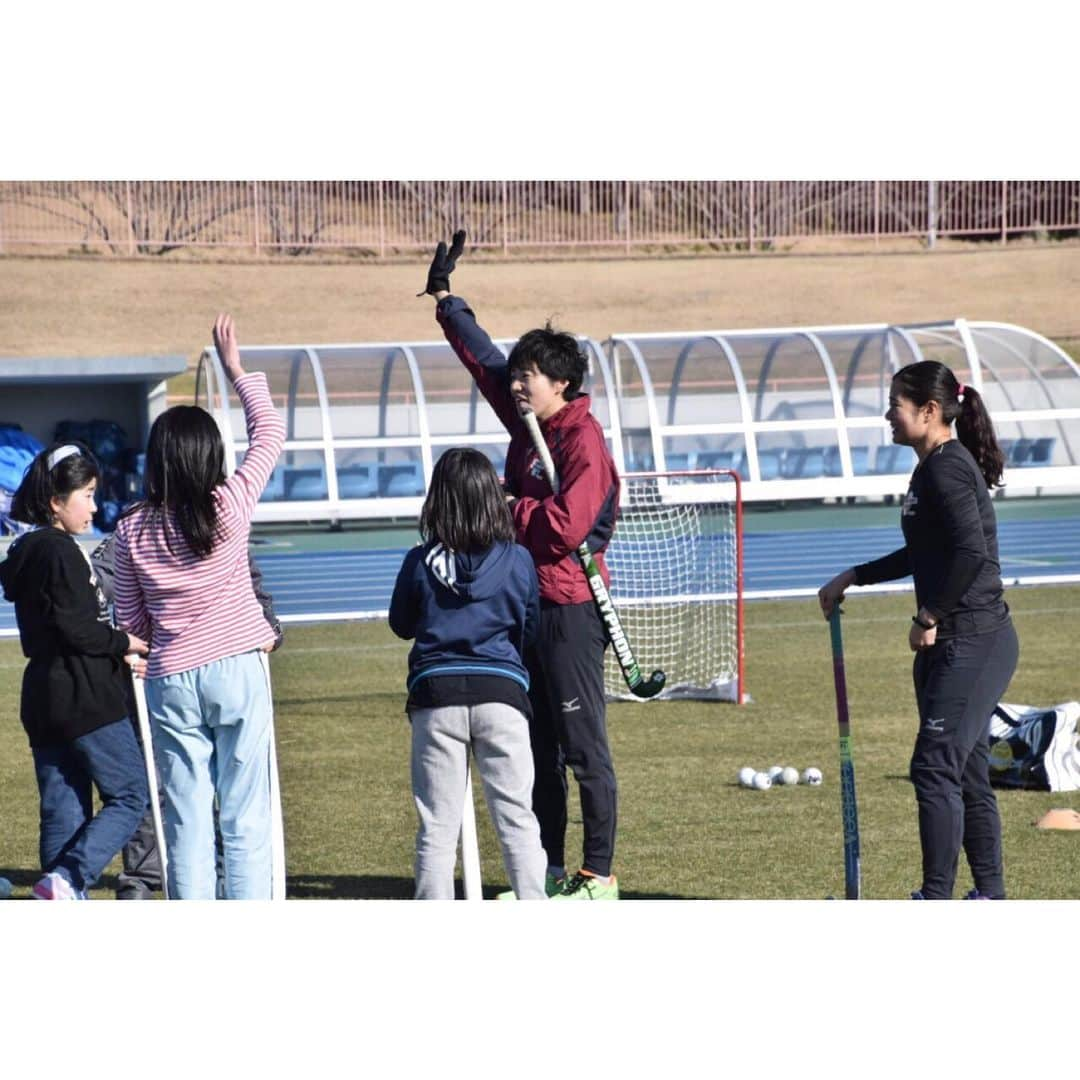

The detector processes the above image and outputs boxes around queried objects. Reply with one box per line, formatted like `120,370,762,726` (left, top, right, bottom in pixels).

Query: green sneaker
496,872,566,900
549,871,619,900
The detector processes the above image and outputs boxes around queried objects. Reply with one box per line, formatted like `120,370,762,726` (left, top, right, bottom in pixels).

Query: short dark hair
508,321,588,399
129,405,226,558
11,441,100,527
420,448,514,552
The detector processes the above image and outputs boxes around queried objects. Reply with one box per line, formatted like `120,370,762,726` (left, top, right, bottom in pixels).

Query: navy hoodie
389,538,539,704
0,528,131,746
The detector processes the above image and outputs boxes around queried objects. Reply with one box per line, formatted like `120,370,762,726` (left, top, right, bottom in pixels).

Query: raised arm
419,230,523,434
212,314,287,521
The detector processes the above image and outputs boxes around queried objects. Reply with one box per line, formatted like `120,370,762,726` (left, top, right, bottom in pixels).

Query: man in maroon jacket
421,231,621,899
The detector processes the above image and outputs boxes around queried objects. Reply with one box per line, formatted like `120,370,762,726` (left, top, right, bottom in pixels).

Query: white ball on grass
802,767,824,786
751,771,772,790
738,766,756,787
0,876,12,900
780,766,800,786
767,765,784,781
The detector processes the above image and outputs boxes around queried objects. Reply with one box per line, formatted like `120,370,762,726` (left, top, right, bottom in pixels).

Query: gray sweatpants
410,702,547,900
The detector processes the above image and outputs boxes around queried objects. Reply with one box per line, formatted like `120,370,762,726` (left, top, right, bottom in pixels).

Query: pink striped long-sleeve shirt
113,372,286,679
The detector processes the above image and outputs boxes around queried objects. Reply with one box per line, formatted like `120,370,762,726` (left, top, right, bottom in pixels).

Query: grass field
3,584,1078,901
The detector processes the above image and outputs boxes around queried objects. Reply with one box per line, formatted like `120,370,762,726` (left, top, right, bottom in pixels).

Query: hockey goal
601,470,744,703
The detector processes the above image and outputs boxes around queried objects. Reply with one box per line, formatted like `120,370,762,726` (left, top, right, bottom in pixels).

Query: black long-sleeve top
0,527,131,746
853,440,1010,639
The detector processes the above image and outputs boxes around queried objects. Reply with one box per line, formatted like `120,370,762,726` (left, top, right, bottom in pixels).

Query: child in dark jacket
0,443,150,899
389,448,547,899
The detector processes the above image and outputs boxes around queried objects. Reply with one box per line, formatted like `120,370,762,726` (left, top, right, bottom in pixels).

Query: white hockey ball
0,876,12,900
767,765,784,781
780,766,800,786
802,767,823,786
752,771,772,790
738,767,756,787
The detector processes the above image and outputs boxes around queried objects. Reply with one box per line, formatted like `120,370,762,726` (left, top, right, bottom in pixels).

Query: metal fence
0,181,1077,256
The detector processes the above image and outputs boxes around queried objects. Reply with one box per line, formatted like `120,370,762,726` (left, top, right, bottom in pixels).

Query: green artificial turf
2,586,1078,900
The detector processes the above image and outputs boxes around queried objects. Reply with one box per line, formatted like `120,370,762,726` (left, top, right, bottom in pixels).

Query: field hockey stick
460,767,482,901
130,667,169,900
258,651,288,901
520,409,665,699
828,606,862,900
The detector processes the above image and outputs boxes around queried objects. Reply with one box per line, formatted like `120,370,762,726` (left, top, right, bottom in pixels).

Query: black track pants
910,620,1019,899
526,601,618,877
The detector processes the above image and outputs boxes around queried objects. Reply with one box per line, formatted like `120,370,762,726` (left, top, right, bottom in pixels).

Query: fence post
253,181,260,254
874,180,880,246
1000,180,1007,244
125,181,135,255
378,181,386,259
748,180,755,251
502,180,508,255
927,180,938,249
624,180,631,254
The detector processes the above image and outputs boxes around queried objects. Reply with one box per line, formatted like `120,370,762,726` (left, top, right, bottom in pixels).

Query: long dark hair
892,360,1005,488
11,442,100,527
129,405,226,558
419,448,514,552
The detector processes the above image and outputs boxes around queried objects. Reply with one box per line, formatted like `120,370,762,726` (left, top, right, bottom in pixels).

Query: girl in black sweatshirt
0,443,150,899
819,361,1018,899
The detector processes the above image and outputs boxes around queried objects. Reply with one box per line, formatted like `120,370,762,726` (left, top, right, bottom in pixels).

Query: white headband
47,445,81,471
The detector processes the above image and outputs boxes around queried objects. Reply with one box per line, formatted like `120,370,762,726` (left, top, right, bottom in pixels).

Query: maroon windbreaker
437,295,619,606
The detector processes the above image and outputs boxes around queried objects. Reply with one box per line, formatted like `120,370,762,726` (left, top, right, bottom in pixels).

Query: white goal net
601,470,744,703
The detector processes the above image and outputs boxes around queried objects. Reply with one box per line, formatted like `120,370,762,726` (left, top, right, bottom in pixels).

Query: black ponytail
10,442,100,526
955,385,1005,489
892,360,1005,489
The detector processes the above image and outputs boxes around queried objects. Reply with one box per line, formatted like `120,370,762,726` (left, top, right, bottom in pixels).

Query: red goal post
601,469,745,704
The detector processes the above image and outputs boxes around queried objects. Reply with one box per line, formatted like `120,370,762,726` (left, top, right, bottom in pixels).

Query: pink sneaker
32,871,86,900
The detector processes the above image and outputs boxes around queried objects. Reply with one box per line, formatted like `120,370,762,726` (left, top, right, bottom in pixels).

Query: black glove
417,229,466,297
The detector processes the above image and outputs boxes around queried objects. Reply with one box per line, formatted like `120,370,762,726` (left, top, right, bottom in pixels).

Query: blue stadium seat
666,452,692,471
259,465,286,502
379,463,425,496
874,445,917,474
696,450,735,471
1010,438,1034,466
338,465,377,499
757,449,785,480
1029,437,1054,465
824,446,871,477
286,466,328,500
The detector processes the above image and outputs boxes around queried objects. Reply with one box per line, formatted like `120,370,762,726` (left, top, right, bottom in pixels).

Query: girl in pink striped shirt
114,314,286,899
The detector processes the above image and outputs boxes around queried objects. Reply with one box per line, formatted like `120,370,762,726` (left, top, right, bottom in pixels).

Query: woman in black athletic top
819,361,1018,899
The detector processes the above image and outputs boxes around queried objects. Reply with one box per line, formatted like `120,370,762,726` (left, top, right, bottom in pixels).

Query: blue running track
7,515,1075,635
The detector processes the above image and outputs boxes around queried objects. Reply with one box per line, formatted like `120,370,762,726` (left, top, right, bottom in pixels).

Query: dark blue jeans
32,717,150,892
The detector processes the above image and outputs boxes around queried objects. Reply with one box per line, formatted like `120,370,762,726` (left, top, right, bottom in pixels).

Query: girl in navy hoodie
390,448,547,899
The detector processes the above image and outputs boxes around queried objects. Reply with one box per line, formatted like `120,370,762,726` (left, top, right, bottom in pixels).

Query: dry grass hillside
2,242,1079,365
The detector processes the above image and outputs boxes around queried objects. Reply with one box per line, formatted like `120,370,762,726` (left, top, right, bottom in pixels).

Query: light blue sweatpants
146,651,273,900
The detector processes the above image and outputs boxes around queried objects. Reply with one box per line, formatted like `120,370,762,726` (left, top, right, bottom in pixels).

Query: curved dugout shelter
196,336,624,523
197,319,1080,523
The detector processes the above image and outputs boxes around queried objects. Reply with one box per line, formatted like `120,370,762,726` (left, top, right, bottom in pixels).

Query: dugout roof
197,320,1080,522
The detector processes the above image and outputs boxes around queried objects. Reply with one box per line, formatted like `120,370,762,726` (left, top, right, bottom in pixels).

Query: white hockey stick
520,409,666,698
258,650,288,901
460,767,482,900
130,668,169,900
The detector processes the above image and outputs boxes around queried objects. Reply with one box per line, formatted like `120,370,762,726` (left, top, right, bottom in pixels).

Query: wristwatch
912,613,936,630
